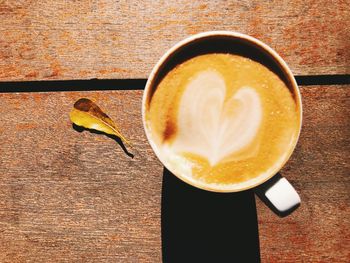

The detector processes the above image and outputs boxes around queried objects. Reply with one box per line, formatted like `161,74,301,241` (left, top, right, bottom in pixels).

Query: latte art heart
146,53,299,188
170,70,262,166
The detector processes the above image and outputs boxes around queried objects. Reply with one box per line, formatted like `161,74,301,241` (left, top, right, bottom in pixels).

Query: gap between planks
0,75,349,93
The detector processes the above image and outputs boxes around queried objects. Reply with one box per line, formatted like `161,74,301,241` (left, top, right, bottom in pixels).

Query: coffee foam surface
146,54,299,190
158,144,290,191
169,70,262,166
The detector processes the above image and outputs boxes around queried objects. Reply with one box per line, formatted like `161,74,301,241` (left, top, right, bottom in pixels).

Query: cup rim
142,31,303,192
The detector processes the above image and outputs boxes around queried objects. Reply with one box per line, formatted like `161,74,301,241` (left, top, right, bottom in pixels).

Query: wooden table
0,1,349,262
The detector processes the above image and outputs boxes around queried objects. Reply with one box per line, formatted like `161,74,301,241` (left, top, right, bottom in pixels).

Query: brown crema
146,54,300,187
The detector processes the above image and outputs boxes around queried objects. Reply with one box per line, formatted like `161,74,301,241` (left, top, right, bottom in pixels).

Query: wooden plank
0,90,163,262
0,85,349,262
0,0,349,82
258,85,350,262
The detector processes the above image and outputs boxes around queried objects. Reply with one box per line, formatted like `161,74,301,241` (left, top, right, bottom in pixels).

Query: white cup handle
254,173,300,217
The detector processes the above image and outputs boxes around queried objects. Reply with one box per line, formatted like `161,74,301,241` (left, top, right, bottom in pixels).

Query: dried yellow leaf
69,98,131,146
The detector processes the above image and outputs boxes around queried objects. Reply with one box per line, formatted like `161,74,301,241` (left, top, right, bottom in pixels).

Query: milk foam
168,70,262,166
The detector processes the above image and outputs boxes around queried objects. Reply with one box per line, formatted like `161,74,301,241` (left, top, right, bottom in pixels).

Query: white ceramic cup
142,31,302,215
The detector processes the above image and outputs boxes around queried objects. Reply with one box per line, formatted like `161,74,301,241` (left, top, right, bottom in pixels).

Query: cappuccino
145,54,300,190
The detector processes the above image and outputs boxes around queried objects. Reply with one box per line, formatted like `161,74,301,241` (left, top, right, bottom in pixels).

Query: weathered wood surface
0,85,349,262
0,90,162,262
0,0,349,82
258,85,350,262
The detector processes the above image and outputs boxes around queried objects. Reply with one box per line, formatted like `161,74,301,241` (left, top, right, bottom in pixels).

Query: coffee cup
142,31,302,214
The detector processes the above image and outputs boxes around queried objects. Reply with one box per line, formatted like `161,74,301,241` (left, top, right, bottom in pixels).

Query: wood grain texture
0,85,349,262
0,90,163,262
0,0,349,82
258,85,350,262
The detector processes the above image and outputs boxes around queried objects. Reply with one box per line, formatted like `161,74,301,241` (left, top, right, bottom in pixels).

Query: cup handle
254,173,300,217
